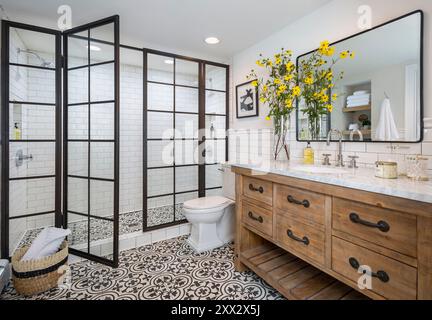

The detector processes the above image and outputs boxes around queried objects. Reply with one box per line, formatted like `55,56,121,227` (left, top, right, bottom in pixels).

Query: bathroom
0,0,432,304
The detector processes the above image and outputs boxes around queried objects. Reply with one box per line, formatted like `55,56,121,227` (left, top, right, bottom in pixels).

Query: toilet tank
222,165,236,200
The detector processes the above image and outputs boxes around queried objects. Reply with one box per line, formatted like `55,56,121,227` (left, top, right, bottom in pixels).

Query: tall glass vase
308,116,321,140
273,115,290,161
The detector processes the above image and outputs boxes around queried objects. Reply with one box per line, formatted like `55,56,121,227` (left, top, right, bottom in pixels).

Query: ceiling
1,0,331,61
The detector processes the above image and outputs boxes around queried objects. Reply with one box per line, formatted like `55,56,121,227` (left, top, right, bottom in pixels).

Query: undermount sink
291,165,349,175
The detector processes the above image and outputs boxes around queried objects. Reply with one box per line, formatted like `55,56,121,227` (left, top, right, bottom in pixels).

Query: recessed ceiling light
164,59,174,65
205,37,220,45
86,45,101,51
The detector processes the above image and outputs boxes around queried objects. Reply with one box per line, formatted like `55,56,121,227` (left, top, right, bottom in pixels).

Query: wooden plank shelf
241,244,368,300
342,129,372,136
342,105,371,112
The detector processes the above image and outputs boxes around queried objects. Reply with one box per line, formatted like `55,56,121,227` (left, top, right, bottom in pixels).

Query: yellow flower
251,80,258,87
321,95,329,103
350,51,356,59
319,40,330,51
340,51,349,59
275,57,282,65
265,116,271,121
260,97,267,103
332,93,338,101
285,99,293,108
304,76,314,85
278,84,287,92
292,86,301,97
262,85,268,93
285,61,294,71
274,78,281,85
266,60,273,67
326,104,334,113
285,50,293,55
256,60,264,67
325,47,335,56
326,71,333,81
284,74,293,81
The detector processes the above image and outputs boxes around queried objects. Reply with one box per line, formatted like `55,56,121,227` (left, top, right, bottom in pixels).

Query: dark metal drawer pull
249,184,264,194
349,257,390,283
287,230,310,246
248,212,263,224
349,213,390,233
287,195,310,208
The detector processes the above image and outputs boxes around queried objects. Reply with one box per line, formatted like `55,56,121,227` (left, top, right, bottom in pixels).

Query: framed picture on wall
236,80,259,119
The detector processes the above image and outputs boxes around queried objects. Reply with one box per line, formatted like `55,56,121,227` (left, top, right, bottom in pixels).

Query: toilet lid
183,196,232,210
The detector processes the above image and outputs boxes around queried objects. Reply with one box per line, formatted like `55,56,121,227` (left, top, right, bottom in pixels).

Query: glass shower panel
66,31,88,68
175,114,198,139
175,87,198,113
9,28,55,67
68,142,88,177
147,112,173,139
9,104,56,140
205,91,226,115
9,142,55,178
67,178,88,214
148,83,174,111
68,104,88,139
205,65,226,91
68,67,89,105
67,213,88,251
205,115,226,139
148,54,174,84
90,63,115,102
147,196,174,227
148,140,173,168
175,166,198,193
90,180,114,218
175,140,198,165
147,168,174,197
205,164,223,189
176,59,198,87
91,103,114,140
90,142,114,180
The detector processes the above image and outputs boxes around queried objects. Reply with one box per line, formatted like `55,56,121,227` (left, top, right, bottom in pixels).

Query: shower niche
1,16,229,267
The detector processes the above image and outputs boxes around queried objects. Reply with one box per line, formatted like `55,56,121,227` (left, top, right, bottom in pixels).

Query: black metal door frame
1,20,62,259
62,15,120,267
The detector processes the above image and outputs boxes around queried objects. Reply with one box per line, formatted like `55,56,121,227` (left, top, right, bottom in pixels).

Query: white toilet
183,166,236,253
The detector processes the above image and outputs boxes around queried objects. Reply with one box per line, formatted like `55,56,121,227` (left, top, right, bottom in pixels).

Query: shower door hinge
60,56,66,69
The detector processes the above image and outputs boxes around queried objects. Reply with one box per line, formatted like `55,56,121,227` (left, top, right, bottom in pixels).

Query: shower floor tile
1,236,283,301
17,204,186,250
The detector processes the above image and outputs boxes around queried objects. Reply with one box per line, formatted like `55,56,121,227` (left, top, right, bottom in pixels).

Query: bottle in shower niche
14,123,21,140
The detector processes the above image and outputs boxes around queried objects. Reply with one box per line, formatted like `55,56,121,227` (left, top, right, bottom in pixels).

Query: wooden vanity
232,166,432,300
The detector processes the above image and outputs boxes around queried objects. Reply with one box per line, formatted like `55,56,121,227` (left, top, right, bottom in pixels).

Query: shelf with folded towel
342,105,371,113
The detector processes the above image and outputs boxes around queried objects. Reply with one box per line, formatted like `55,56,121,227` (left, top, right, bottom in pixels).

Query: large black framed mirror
296,10,423,143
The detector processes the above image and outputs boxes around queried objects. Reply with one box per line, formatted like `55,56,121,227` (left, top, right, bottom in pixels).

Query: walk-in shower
1,16,229,267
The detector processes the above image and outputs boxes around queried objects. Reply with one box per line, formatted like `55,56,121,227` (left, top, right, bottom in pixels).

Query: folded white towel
375,98,400,141
353,90,369,96
21,227,71,261
347,101,370,108
347,94,370,102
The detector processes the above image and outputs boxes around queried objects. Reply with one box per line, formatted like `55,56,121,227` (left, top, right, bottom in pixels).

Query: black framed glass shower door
1,21,62,259
63,16,120,267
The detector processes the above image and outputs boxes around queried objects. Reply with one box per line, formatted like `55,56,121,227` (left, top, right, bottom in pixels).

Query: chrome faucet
327,129,344,167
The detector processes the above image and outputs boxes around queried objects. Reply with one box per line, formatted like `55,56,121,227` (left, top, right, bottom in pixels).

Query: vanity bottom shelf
241,244,368,300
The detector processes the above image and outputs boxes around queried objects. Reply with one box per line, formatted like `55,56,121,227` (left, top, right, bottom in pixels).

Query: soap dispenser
304,142,314,165
14,123,21,140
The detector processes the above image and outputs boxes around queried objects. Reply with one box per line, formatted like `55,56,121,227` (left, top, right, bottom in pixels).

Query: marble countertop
228,161,432,204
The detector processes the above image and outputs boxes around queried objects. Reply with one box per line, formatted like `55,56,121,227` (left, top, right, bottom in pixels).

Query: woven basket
12,241,69,296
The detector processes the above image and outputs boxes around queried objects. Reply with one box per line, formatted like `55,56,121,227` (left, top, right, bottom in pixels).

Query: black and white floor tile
1,236,283,300
18,205,186,249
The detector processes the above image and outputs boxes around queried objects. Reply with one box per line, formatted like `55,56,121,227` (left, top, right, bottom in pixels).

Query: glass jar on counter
406,155,430,181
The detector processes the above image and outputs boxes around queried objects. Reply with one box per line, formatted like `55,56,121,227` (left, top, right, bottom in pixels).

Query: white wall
230,0,432,172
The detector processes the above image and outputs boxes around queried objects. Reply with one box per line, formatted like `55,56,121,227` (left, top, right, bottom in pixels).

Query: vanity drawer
275,184,325,227
242,201,273,237
332,237,417,300
243,177,273,206
333,198,417,257
276,210,325,266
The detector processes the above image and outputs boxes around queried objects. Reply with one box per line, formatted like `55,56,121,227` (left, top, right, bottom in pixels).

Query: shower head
16,48,54,68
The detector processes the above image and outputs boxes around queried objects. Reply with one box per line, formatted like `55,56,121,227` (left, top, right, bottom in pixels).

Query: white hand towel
375,98,400,141
21,227,71,261
347,94,370,102
353,90,370,96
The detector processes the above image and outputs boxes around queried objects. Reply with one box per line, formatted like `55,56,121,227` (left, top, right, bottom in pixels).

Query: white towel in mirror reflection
375,98,400,141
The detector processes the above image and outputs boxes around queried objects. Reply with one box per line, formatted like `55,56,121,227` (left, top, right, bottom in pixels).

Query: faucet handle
322,154,331,166
348,156,359,169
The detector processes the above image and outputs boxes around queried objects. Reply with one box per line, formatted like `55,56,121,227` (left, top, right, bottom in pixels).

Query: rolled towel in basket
21,227,71,261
